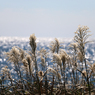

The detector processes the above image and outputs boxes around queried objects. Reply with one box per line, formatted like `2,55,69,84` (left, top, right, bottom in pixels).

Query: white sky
0,0,95,38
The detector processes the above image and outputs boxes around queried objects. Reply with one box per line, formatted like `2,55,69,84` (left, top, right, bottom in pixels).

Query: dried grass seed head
29,34,36,43
53,53,62,67
1,66,9,75
38,48,48,58
21,65,28,73
5,46,20,63
50,38,60,53
86,62,95,73
69,43,78,49
18,48,25,61
50,41,56,53
92,63,95,73
82,70,87,77
40,56,46,67
22,59,28,67
74,25,91,45
77,51,84,62
59,49,70,62
55,38,60,52
40,48,47,54
11,46,20,55
26,54,31,64
29,34,37,53
41,56,45,63
38,71,44,78
30,61,34,72
60,54,66,65
59,49,67,56
47,67,56,74
47,67,61,79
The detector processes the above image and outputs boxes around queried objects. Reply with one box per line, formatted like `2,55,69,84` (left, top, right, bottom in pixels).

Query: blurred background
0,0,95,38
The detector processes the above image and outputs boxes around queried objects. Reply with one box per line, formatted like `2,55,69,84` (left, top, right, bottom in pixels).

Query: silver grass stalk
29,34,38,75
69,43,78,51
1,66,13,86
50,38,60,53
53,53,62,68
77,51,84,62
92,63,95,73
22,60,34,76
55,38,60,53
18,47,26,61
47,67,61,79
82,70,87,77
1,66,9,75
39,48,47,56
69,42,79,85
38,71,44,78
40,56,46,67
26,54,32,76
22,59,28,67
29,34,37,54
29,34,41,94
87,62,95,73
59,49,70,66
74,25,91,95
5,46,20,64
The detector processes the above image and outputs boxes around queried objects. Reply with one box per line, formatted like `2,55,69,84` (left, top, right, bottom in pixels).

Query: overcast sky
0,0,95,38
